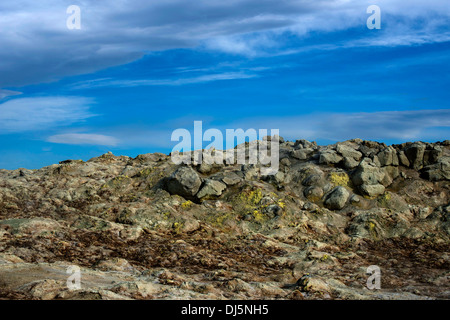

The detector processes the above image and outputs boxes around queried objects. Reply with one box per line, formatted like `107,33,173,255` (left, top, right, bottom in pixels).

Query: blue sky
0,0,449,169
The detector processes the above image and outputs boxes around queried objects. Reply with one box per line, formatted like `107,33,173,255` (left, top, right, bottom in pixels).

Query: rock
423,146,443,166
377,146,399,167
222,172,241,185
304,186,324,202
349,194,360,204
359,184,385,197
405,143,426,170
196,179,227,199
381,166,399,186
296,275,329,293
319,151,343,165
343,157,359,169
336,144,362,160
324,186,350,210
291,148,314,160
421,158,450,181
302,174,324,186
352,159,385,186
398,151,410,167
294,139,317,149
166,166,202,199
95,258,134,272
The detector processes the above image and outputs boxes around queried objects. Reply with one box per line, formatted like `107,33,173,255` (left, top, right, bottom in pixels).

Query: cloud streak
70,72,258,89
47,133,119,146
0,96,94,133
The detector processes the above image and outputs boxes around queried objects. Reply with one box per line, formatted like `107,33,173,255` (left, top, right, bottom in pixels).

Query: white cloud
0,89,22,100
70,72,258,89
229,109,450,142
0,0,449,88
0,96,94,133
47,133,119,146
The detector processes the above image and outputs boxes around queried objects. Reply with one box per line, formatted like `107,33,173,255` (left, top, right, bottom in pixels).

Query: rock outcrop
0,138,449,300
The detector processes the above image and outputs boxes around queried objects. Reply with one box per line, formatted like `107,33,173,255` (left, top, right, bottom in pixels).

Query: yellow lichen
181,200,193,210
172,222,183,233
329,172,350,187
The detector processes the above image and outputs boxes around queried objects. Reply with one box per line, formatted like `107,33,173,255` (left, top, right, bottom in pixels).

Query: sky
0,0,449,170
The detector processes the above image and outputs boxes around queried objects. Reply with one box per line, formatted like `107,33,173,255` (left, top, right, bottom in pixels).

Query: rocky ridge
0,138,449,300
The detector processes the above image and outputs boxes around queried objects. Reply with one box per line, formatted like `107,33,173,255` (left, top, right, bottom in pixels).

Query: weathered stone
222,172,242,185
398,151,410,167
343,157,359,169
421,158,450,181
319,151,343,165
352,160,385,186
359,184,385,197
291,148,314,160
377,146,399,167
336,144,362,160
324,186,350,210
196,179,227,199
423,146,442,166
166,166,202,199
304,186,324,202
405,143,426,170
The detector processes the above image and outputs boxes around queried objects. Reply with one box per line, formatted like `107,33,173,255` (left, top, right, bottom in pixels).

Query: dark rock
166,166,202,199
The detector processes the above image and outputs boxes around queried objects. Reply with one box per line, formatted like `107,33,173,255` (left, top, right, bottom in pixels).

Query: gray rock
377,146,399,167
291,148,314,160
423,146,443,166
324,186,350,210
405,143,426,170
222,172,242,186
304,186,324,202
421,158,450,181
302,174,324,186
336,144,362,160
359,184,385,197
343,157,359,169
319,151,343,165
352,160,385,186
196,179,227,199
166,166,202,199
398,151,410,167
294,139,317,149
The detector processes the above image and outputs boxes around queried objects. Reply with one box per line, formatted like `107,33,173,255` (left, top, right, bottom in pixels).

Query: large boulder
324,186,350,210
352,160,385,186
166,166,202,199
377,146,399,167
404,143,426,170
352,159,386,197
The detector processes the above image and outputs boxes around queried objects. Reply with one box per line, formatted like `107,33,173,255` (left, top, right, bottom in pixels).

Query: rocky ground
0,138,449,300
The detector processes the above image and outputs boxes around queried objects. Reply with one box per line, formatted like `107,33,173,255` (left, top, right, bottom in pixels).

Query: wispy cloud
47,133,119,146
0,89,22,100
70,72,258,89
0,96,94,133
229,109,450,142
